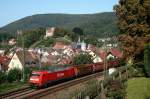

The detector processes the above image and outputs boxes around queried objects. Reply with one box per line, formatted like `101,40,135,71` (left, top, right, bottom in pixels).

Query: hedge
144,43,150,77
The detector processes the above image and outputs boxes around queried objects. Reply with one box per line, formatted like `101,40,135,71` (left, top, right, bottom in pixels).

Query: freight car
29,60,120,88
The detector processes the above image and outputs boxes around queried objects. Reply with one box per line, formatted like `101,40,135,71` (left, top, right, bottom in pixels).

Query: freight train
29,60,120,88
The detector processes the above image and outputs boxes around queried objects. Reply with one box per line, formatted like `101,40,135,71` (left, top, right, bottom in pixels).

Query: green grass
0,82,28,94
126,77,150,99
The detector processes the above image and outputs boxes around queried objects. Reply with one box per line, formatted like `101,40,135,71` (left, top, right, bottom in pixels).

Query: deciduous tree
72,53,93,65
114,0,150,61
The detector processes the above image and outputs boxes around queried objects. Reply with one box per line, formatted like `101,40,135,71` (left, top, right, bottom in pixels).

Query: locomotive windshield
31,74,40,77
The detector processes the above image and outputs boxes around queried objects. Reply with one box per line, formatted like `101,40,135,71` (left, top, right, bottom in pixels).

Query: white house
86,50,102,63
8,38,16,45
93,56,103,63
8,51,39,70
51,50,59,56
0,50,5,55
45,27,55,37
107,52,115,60
63,47,74,57
8,53,23,70
81,41,86,51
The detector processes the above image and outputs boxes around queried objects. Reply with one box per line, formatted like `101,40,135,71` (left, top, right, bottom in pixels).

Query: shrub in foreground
7,68,21,83
144,44,150,77
0,71,7,84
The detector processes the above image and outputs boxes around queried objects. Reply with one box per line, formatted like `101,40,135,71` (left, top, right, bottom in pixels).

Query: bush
23,67,32,82
0,71,7,84
119,59,126,66
7,68,21,83
144,43,150,77
131,64,145,77
72,53,93,65
37,37,54,47
106,79,126,99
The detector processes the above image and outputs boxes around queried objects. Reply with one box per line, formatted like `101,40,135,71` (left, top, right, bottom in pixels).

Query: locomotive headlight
30,78,34,80
30,78,39,81
34,79,39,81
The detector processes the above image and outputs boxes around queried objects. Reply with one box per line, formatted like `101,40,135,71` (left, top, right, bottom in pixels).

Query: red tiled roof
0,56,10,64
98,48,123,60
0,55,10,70
110,48,123,58
60,58,72,64
53,42,69,49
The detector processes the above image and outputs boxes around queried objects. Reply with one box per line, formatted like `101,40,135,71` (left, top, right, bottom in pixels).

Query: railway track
0,72,103,99
0,86,35,99
19,72,103,99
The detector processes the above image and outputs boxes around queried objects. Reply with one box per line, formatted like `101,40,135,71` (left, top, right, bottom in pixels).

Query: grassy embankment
126,77,150,99
0,82,28,94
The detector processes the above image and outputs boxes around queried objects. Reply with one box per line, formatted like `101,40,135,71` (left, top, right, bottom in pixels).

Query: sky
0,0,119,27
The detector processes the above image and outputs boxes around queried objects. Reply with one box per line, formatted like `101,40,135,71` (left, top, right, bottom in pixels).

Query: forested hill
0,12,118,37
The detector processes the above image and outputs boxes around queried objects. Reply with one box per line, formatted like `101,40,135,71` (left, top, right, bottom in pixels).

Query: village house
98,37,119,49
59,56,72,65
46,47,74,65
40,54,54,66
0,49,5,55
86,50,103,63
45,27,55,38
98,49,113,61
87,44,96,51
8,38,16,45
51,50,59,56
53,41,70,49
98,37,111,43
62,46,74,57
109,48,123,59
75,37,87,51
98,48,123,62
8,51,39,70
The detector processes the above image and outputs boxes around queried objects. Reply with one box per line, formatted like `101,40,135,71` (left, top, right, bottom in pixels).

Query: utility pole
39,48,42,70
23,32,25,81
19,30,25,81
103,32,109,79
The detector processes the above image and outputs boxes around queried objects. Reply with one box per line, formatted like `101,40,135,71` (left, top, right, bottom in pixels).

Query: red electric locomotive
29,66,77,87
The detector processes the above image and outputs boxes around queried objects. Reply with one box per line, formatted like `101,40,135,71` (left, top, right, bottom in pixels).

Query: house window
25,62,30,65
32,61,36,65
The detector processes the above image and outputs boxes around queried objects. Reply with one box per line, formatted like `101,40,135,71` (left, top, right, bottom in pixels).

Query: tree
17,27,45,48
144,0,150,24
0,71,6,84
53,27,69,38
72,27,84,36
114,0,150,36
144,43,150,77
114,0,150,61
23,66,32,82
37,37,54,47
70,32,79,42
72,53,93,65
7,68,21,83
85,36,101,47
0,32,13,42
